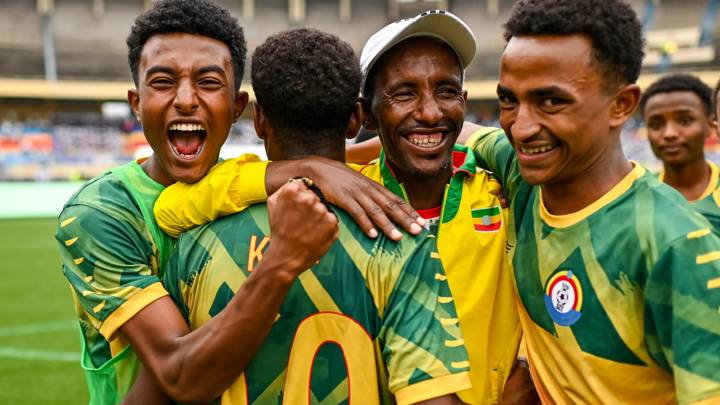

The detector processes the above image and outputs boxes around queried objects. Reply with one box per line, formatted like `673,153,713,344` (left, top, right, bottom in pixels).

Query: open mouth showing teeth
520,145,556,155
168,123,206,159
407,133,443,148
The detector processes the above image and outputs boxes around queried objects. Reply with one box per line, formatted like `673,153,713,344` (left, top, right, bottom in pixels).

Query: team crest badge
543,270,583,326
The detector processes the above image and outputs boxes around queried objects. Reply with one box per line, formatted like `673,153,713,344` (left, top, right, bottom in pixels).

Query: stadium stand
0,0,719,179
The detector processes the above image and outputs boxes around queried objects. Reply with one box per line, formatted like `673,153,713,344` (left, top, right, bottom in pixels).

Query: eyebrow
145,65,175,77
197,65,227,77
528,86,570,98
144,64,227,78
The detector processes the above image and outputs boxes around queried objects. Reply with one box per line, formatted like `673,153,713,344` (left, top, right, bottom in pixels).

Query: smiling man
151,11,529,404
463,0,720,403
55,1,341,404
641,73,720,230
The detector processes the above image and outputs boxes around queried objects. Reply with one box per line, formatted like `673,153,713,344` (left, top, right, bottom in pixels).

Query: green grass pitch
0,217,87,404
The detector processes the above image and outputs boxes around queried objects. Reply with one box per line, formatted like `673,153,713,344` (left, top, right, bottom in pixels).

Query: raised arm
155,155,423,241
122,181,339,403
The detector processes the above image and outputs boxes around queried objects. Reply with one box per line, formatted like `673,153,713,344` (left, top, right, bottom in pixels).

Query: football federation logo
471,205,502,232
543,270,583,326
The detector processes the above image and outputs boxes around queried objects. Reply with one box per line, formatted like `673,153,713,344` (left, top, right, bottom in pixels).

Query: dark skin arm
121,182,338,403
265,156,424,241
500,361,540,405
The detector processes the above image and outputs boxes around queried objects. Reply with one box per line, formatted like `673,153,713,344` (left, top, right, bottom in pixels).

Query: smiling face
644,91,712,167
366,37,467,180
128,33,248,185
497,34,627,186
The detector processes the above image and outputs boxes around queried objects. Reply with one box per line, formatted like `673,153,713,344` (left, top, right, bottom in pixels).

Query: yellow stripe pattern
65,237,79,246
697,251,720,265
438,296,453,304
60,216,77,227
688,229,711,239
451,361,470,369
707,277,720,290
445,339,464,348
434,273,447,281
93,301,106,313
441,318,459,326
74,257,84,265
430,252,440,259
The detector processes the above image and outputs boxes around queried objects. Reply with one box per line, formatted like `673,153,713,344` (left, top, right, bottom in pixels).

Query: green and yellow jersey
154,144,521,404
55,161,173,404
467,129,720,405
658,161,720,231
164,204,471,404
359,143,521,404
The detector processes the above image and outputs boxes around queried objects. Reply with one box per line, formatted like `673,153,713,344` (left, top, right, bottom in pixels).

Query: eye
438,86,461,98
198,78,223,89
677,116,694,126
541,97,565,108
149,78,174,89
646,119,663,131
497,94,516,107
391,89,414,101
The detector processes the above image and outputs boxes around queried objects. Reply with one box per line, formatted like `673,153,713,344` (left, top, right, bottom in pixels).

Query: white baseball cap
360,9,477,93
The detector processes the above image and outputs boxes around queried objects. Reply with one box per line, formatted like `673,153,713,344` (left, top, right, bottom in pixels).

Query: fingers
369,183,424,235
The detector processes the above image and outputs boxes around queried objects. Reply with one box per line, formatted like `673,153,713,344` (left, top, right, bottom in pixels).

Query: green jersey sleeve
466,127,523,202
645,229,720,404
55,202,168,341
375,235,471,404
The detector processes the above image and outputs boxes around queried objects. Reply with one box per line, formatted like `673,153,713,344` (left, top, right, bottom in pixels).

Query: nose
174,79,199,114
414,91,443,125
661,122,678,141
510,103,541,141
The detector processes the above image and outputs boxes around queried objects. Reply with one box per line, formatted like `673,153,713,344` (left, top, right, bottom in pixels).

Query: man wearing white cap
151,10,535,404
357,10,533,405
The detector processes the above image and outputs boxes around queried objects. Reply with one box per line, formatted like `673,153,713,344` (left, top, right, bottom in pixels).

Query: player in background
153,11,535,404
162,28,470,404
461,0,720,403
640,73,720,230
55,1,422,403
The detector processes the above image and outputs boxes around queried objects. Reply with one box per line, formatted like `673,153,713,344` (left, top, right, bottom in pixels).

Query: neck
395,167,452,210
272,144,346,163
663,159,710,201
141,156,174,187
541,143,632,215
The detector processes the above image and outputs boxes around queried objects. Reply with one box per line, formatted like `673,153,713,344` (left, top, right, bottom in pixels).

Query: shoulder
632,171,715,253
62,165,142,220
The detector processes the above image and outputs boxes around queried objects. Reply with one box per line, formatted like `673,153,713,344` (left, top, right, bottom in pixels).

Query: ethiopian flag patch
472,206,502,232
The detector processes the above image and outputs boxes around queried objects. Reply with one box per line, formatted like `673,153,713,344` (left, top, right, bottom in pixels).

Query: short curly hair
503,0,644,87
251,28,361,143
126,0,246,90
640,73,713,116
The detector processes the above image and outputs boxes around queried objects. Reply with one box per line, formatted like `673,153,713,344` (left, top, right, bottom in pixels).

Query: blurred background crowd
2,0,720,181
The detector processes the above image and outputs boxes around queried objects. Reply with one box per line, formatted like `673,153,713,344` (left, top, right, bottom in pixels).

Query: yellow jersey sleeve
154,154,268,237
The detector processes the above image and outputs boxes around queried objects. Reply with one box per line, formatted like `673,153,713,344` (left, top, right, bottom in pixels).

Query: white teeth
408,133,443,147
520,145,555,155
169,123,204,131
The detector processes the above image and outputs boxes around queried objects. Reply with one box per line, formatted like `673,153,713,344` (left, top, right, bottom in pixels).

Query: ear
233,90,250,122
609,84,641,128
345,100,364,140
708,114,718,142
462,89,468,104
359,97,378,131
252,102,269,142
127,88,140,121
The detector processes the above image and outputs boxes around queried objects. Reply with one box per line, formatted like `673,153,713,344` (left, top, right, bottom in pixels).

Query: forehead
644,91,707,116
140,33,232,72
373,37,462,85
500,35,602,92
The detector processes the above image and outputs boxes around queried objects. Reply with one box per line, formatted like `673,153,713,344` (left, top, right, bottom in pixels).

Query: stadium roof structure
1,71,720,101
